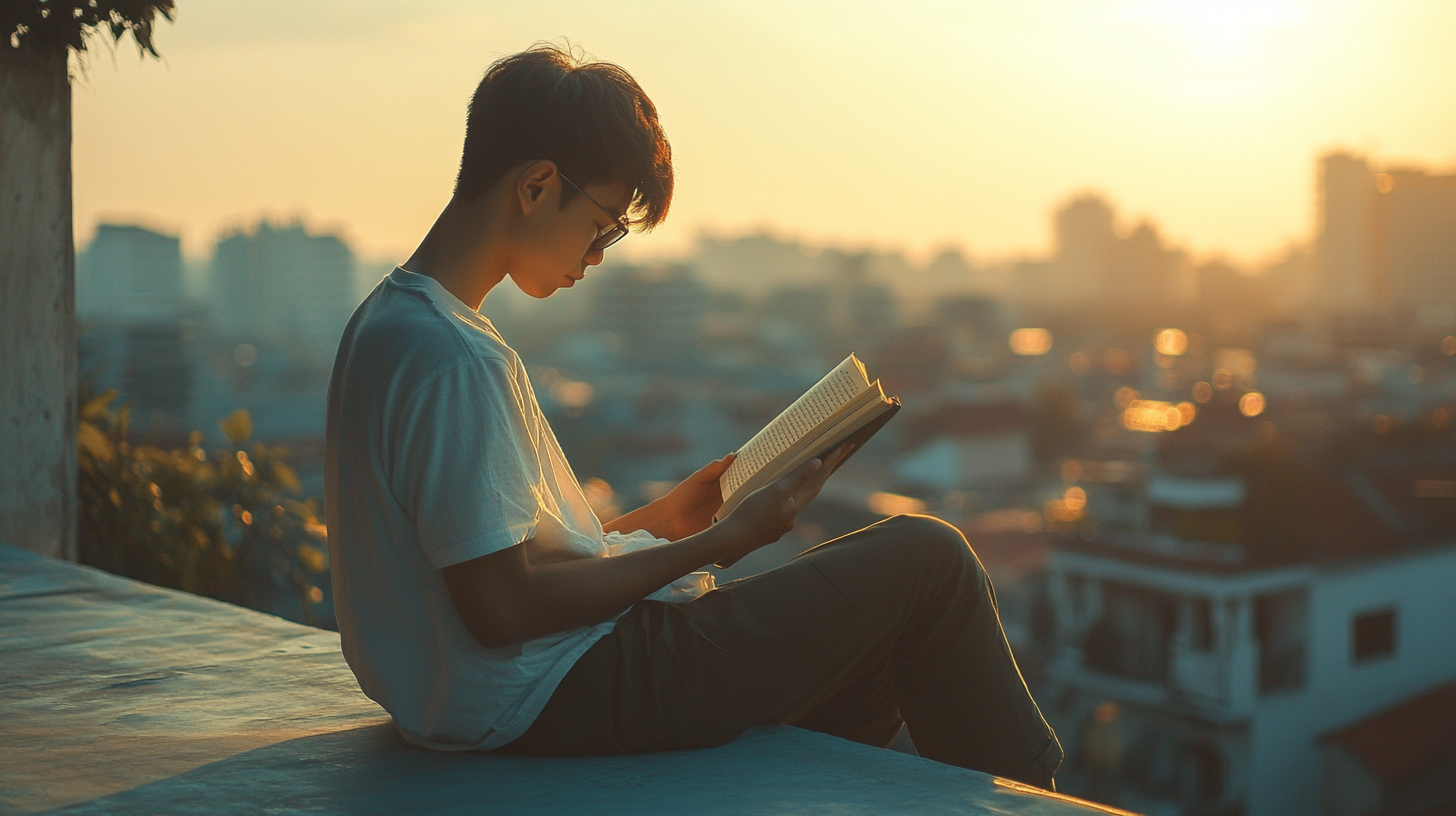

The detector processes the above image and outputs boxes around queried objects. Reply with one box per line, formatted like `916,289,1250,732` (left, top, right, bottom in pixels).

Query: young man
325,44,1062,788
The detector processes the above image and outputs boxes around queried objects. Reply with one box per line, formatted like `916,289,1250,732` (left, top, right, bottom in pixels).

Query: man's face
509,177,633,299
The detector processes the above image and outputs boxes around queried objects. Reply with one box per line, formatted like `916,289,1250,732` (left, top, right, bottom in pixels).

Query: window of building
1082,581,1178,684
1255,589,1308,692
1352,608,1397,662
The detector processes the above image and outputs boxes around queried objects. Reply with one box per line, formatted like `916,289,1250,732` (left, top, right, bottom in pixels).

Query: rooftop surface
1321,679,1456,785
0,544,1122,815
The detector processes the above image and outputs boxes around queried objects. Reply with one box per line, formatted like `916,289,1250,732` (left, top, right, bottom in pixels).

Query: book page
721,355,870,498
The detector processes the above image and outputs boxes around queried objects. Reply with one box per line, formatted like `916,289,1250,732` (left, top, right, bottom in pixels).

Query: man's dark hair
456,43,673,230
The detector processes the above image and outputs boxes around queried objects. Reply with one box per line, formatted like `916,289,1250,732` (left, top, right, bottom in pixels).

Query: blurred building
692,231,826,297
1042,463,1456,816
77,224,184,322
77,224,193,427
1316,153,1380,311
1378,167,1456,327
893,402,1033,493
593,264,706,372
1318,680,1456,816
210,220,356,364
1018,194,1184,315
1315,152,1456,329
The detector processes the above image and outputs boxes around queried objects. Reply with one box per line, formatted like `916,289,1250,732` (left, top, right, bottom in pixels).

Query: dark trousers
502,514,1063,788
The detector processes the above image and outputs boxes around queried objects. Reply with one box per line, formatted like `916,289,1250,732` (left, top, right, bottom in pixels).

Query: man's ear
517,161,559,215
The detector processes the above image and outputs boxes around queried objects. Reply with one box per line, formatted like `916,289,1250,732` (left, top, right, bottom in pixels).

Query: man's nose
584,248,606,266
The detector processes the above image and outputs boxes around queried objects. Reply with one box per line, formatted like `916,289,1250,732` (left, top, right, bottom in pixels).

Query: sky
70,0,1456,266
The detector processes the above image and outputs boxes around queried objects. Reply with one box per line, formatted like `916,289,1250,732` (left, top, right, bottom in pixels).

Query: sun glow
1129,0,1304,57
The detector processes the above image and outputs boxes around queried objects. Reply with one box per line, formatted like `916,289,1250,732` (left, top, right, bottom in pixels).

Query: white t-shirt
324,266,711,750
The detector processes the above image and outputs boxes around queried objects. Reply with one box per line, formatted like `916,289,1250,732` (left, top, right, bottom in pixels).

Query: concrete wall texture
0,45,76,561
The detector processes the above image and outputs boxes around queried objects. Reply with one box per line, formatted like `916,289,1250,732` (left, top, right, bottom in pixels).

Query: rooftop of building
1321,680,1456,787
0,543,1122,816
1055,460,1456,575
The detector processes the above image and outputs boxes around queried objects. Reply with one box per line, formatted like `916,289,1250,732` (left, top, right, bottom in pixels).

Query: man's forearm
601,498,675,539
447,522,734,648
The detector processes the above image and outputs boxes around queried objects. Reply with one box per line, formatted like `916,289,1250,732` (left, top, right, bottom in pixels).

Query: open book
715,354,901,522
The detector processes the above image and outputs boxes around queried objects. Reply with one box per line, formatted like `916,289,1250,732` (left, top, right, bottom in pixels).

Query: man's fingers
791,444,854,504
776,457,824,497
694,452,736,481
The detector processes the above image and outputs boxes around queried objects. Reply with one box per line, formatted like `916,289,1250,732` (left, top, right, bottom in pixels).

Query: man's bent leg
504,514,1061,786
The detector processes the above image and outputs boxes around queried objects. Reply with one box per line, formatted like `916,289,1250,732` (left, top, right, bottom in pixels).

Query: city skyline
71,1,1456,265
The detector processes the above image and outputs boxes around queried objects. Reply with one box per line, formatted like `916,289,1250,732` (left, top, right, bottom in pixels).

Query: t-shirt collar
391,266,485,318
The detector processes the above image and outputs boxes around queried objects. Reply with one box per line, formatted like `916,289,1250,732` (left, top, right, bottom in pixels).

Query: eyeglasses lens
593,226,628,252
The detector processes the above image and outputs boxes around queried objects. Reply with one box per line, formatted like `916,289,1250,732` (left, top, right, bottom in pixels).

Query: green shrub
77,389,330,626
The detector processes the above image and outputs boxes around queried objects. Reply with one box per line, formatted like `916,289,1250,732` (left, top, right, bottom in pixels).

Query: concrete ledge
0,544,1121,815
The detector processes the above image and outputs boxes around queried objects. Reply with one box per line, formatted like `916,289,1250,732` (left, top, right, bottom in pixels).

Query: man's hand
712,443,854,567
656,453,735,540
444,445,853,649
600,453,734,541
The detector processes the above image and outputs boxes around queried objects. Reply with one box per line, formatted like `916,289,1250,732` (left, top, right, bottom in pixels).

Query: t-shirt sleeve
390,357,544,568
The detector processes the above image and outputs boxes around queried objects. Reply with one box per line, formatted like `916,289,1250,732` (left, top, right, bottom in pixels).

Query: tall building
1019,194,1182,313
77,224,184,322
210,220,356,363
1315,152,1456,326
1378,167,1456,327
1315,153,1378,310
1054,195,1118,305
76,224,192,426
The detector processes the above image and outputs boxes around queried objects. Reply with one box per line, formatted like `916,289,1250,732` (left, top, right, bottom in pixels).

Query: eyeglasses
559,172,631,252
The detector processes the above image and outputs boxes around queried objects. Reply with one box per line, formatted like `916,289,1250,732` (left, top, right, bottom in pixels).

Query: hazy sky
71,0,1456,265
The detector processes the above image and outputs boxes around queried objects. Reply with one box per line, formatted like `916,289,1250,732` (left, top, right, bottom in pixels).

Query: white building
76,224,192,424
210,220,356,364
1043,472,1456,816
893,401,1033,492
78,223,184,322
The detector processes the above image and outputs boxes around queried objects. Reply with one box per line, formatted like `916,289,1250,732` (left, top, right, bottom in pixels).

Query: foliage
4,0,174,56
77,389,331,626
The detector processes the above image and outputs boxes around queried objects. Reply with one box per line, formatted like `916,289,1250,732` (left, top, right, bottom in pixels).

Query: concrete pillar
0,45,76,560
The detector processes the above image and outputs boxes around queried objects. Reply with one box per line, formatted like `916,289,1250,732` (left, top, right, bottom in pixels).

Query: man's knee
872,514,996,615
877,514,981,573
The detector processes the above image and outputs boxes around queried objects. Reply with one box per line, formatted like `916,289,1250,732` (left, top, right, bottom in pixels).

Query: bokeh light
1063,486,1087,512
1009,328,1053,356
1123,399,1191,432
868,492,928,516
1154,328,1189,356
1177,401,1196,425
1239,391,1266,417
1043,486,1087,523
1114,387,1141,408
1192,381,1214,403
